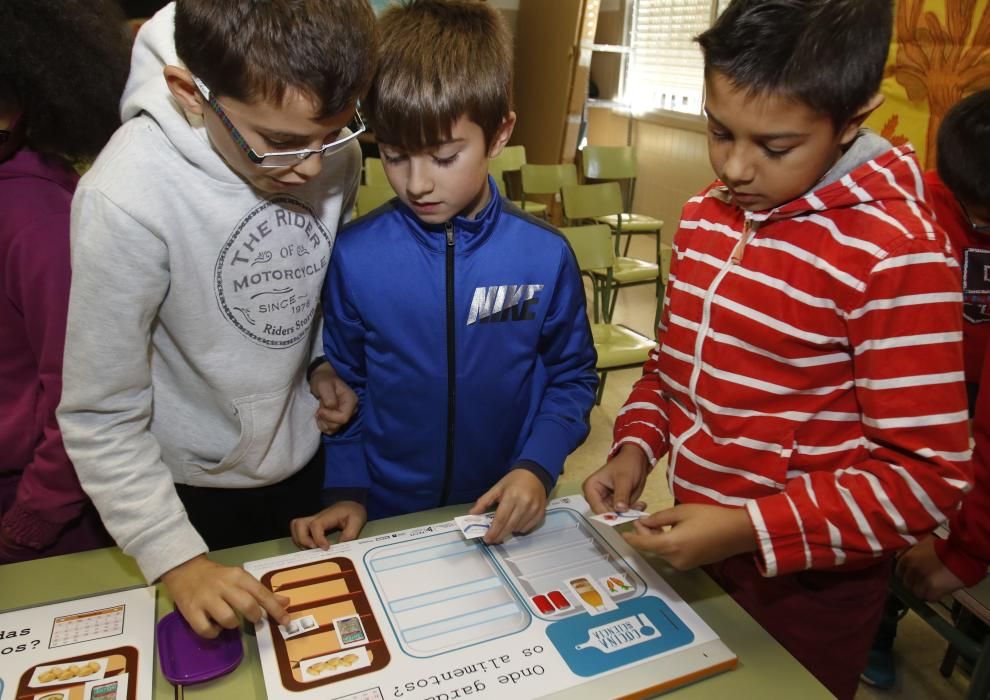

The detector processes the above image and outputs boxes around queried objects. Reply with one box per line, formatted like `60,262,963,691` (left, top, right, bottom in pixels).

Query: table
0,501,833,699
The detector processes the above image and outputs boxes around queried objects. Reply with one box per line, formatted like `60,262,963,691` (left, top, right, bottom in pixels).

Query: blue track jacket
321,177,598,519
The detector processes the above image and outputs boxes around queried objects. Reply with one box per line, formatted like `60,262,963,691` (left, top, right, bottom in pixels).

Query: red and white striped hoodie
613,144,972,577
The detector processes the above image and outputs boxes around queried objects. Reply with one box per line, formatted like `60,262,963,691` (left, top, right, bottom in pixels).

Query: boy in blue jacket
292,0,598,548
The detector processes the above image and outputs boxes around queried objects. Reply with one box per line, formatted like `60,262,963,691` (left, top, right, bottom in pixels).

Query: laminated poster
245,495,737,700
0,586,155,700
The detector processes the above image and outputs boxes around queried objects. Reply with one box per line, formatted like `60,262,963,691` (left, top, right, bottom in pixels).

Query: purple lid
156,611,244,685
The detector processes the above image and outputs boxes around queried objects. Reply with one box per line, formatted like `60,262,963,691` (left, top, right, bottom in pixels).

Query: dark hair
697,0,893,128
174,0,378,119
937,90,990,206
0,0,131,164
367,0,513,152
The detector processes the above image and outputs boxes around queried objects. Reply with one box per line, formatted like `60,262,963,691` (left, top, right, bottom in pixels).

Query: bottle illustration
570,577,605,611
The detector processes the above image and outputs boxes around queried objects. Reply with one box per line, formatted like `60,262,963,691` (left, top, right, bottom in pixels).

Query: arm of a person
1,206,90,555
748,237,972,576
59,189,289,637
512,245,599,486
319,241,372,496
583,241,678,513
307,150,363,433
929,359,990,587
58,189,206,580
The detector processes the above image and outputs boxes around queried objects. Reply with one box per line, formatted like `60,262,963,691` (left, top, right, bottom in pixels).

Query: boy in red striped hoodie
582,1,971,697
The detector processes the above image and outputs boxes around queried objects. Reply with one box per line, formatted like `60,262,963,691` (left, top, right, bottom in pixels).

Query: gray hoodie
57,3,360,582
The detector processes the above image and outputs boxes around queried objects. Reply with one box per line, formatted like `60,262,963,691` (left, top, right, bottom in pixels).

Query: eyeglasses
959,198,990,235
191,76,365,168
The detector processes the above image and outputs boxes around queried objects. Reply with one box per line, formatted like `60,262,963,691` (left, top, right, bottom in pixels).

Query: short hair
367,0,513,152
697,0,893,129
936,90,990,206
174,0,378,118
0,0,131,163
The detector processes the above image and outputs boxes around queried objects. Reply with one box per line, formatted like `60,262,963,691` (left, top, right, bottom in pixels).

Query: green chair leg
596,370,608,405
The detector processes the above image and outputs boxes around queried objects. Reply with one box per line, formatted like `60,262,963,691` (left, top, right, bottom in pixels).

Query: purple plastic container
156,611,244,685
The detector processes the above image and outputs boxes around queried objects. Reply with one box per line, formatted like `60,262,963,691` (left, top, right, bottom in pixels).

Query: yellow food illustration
305,653,360,676
38,660,101,683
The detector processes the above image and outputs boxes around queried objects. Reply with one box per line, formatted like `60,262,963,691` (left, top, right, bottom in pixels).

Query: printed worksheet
0,586,155,700
245,496,736,700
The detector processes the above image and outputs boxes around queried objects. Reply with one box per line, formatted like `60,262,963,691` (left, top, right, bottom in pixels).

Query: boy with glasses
57,0,376,638
290,0,597,549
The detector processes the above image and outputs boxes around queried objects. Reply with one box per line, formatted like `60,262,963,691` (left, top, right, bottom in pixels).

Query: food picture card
246,496,737,700
0,586,155,700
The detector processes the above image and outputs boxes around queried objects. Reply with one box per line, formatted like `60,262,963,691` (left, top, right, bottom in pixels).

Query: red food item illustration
548,590,571,610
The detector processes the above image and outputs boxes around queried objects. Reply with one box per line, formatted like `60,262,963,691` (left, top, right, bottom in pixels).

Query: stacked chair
559,224,656,405
561,181,666,329
580,145,664,258
489,145,548,218
519,163,578,225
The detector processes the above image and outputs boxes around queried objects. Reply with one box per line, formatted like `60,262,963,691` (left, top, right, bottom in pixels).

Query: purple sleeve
2,201,90,549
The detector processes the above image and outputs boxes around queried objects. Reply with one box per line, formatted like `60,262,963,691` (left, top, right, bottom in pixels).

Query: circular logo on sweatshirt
214,195,333,347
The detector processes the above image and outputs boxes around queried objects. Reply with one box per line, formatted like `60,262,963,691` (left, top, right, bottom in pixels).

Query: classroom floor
554,235,973,700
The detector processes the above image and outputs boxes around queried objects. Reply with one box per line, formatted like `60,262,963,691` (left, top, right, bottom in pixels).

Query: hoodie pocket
184,380,319,485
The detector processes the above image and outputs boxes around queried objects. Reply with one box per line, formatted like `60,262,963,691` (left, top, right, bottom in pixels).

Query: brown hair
174,0,378,118
367,0,512,151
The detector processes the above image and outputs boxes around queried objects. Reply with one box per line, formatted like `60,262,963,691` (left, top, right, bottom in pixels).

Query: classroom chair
355,185,395,217
520,163,578,225
560,224,656,405
364,157,389,188
580,145,664,257
561,182,669,329
489,145,548,218
891,574,990,699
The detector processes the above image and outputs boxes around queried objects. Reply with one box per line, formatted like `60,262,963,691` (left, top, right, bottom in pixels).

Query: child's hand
623,503,756,570
583,444,650,514
161,554,290,638
290,501,367,550
309,362,358,434
470,470,547,544
896,535,965,601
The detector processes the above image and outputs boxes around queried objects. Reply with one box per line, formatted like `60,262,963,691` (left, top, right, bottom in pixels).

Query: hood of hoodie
120,2,245,186
710,130,929,226
0,149,78,192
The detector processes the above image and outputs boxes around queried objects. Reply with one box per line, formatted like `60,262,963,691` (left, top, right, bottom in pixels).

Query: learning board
245,496,736,700
0,586,155,700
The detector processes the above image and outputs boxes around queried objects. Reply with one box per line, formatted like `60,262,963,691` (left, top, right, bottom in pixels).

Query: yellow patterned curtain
866,0,990,169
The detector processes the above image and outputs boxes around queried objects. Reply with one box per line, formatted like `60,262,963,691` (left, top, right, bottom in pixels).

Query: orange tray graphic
15,645,138,700
260,558,390,691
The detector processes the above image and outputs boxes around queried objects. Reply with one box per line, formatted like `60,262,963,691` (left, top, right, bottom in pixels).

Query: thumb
611,471,640,513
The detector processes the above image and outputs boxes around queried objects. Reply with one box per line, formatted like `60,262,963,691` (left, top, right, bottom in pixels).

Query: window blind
623,0,716,115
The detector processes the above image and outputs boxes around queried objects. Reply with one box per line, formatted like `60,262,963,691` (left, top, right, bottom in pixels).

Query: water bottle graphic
575,613,660,653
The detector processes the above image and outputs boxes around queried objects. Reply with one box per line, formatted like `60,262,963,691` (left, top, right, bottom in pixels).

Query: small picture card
84,671,128,700
30,657,108,688
454,513,495,539
600,574,634,597
333,615,367,648
301,646,372,681
590,509,648,526
279,614,319,639
565,575,618,616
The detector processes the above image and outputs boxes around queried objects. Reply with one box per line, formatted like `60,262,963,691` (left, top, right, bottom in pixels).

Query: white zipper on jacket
666,216,760,493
